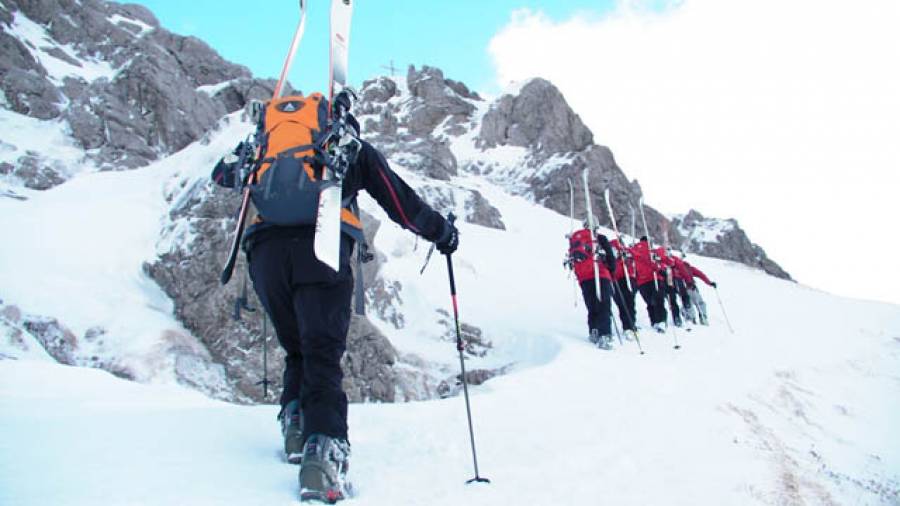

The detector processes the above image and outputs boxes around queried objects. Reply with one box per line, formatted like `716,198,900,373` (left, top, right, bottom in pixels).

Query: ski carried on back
313,0,358,273
220,0,308,285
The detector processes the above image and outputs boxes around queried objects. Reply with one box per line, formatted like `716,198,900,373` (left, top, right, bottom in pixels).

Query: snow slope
1,112,899,505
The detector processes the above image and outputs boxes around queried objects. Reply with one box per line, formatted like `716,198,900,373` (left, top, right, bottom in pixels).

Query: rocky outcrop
1,0,276,170
673,210,792,280
405,65,478,136
479,78,593,155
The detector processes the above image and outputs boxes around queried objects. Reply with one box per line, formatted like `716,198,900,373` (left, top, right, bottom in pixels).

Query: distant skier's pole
612,280,644,354
442,213,490,485
714,287,735,334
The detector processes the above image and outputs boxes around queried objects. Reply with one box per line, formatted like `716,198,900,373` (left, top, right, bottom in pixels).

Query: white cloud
489,0,900,305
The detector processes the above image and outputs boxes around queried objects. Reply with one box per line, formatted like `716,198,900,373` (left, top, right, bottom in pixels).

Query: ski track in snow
1,112,900,505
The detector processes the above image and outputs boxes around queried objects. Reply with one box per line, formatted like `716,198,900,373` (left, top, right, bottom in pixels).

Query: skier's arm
690,265,713,286
352,140,447,242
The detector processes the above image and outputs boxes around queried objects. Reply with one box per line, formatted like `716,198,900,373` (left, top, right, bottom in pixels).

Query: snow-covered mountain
4,2,898,503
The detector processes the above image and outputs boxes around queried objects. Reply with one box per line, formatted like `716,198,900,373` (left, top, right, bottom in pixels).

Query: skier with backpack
565,225,617,349
669,252,698,324
655,247,683,327
212,2,461,502
214,95,458,501
631,236,668,332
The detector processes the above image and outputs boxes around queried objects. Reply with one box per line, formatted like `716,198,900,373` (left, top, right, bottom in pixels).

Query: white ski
314,0,355,272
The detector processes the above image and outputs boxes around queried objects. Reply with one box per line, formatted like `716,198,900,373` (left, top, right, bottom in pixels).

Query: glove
331,88,356,118
435,219,459,255
711,281,718,288
211,141,249,188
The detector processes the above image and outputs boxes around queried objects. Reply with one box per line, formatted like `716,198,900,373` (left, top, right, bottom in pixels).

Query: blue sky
133,0,618,95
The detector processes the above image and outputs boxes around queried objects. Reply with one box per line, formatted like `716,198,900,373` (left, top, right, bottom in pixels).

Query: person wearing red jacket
631,237,668,332
609,238,637,335
670,253,697,324
566,227,616,349
683,259,716,325
655,247,683,327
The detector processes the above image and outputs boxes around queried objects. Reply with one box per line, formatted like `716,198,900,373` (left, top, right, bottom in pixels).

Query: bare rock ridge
673,210,792,280
1,0,276,178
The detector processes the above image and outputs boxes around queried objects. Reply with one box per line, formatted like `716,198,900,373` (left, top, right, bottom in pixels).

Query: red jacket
568,229,611,282
684,261,713,287
654,248,676,286
631,239,663,286
671,256,693,282
609,238,636,282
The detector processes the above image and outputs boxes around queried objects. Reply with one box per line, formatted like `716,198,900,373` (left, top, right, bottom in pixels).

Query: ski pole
714,287,735,334
612,280,645,354
442,213,490,485
256,313,271,399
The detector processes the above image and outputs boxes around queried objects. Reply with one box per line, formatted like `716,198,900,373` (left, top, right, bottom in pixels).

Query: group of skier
565,225,718,349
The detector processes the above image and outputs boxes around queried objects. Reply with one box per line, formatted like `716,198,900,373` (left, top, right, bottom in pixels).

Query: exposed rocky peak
1,0,268,177
404,65,477,136
673,210,791,280
479,78,593,155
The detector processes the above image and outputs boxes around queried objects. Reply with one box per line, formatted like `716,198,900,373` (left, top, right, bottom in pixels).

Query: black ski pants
675,279,693,319
637,281,668,325
249,233,353,443
612,277,637,331
580,278,612,337
663,280,682,325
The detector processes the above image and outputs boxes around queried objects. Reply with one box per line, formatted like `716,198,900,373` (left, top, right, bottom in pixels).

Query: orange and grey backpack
248,93,365,245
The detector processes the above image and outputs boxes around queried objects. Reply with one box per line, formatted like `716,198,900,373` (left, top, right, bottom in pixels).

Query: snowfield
1,116,899,505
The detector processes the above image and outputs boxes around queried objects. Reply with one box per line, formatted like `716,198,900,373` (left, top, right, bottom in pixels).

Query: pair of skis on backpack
219,0,357,287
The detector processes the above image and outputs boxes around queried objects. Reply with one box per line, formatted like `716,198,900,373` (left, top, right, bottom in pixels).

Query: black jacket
242,140,446,275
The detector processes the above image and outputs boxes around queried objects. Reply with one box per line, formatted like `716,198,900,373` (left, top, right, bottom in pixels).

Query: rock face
479,78,593,155
0,0,276,172
673,210,792,280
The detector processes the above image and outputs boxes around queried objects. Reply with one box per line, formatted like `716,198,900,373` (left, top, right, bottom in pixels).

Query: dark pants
580,278,612,337
249,234,353,442
663,280,682,325
612,277,637,331
638,281,668,325
675,279,693,320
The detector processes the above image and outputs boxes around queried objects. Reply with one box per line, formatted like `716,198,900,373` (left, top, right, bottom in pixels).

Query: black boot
298,433,353,503
279,399,304,464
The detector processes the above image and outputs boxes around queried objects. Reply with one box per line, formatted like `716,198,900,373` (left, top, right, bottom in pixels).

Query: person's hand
436,219,459,255
711,281,718,288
